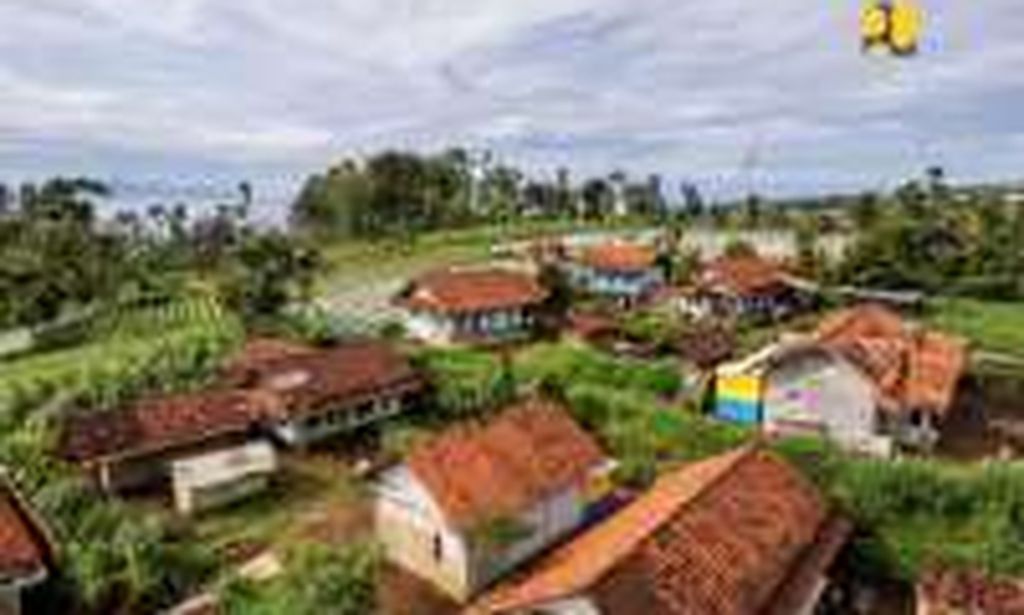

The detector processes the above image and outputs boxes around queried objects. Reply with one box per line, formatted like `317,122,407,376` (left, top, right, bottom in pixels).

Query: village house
679,252,808,320
715,304,967,456
375,399,616,602
0,473,53,615
569,242,663,304
62,339,423,500
61,388,276,495
222,338,424,447
470,445,851,615
394,269,548,345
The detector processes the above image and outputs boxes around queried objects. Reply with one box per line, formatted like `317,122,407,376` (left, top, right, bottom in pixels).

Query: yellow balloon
890,0,923,53
861,3,889,43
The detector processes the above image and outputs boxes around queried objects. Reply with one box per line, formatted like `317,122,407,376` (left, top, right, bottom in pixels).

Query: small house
375,399,615,602
470,446,851,615
714,305,967,455
171,441,277,516
395,269,548,345
680,253,807,320
0,474,53,615
224,339,424,447
570,242,663,304
62,339,423,494
61,388,273,494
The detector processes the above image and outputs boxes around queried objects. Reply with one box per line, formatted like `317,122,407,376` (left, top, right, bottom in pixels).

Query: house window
432,533,444,562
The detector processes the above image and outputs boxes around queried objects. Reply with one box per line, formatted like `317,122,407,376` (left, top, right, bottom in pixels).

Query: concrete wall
0,586,20,615
763,349,890,455
272,394,406,447
470,486,587,591
377,467,590,601
572,267,662,299
376,467,473,600
404,307,531,346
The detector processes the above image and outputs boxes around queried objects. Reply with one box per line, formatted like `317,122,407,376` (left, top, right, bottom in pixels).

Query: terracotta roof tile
579,243,658,273
408,399,605,529
396,269,547,313
235,340,422,420
61,388,272,463
816,305,967,415
472,447,845,614
221,337,318,384
62,340,421,463
0,476,51,581
700,254,790,298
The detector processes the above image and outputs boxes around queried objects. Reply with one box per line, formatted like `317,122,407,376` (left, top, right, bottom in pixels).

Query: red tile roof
918,568,1024,615
396,269,547,314
816,305,967,415
699,254,790,298
61,388,273,463
221,337,317,384
0,476,51,582
408,399,605,530
240,340,422,420
472,446,847,614
62,340,421,463
579,243,657,273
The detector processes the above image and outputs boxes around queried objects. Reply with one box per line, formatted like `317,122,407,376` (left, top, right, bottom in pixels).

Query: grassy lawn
925,298,1024,360
182,453,369,567
317,218,655,288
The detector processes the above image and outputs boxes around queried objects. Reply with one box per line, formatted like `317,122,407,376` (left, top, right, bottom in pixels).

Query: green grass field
925,298,1024,360
0,295,243,413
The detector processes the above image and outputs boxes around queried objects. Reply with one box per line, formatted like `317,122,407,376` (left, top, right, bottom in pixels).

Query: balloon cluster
861,0,923,57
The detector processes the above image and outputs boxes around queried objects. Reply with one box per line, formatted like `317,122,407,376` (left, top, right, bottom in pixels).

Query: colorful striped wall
715,374,763,424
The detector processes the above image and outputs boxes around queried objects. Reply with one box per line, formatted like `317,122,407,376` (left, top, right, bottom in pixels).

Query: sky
1,0,1022,207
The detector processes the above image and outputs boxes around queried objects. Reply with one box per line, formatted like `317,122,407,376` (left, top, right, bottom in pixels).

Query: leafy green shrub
516,343,680,398
413,347,514,418
221,542,380,615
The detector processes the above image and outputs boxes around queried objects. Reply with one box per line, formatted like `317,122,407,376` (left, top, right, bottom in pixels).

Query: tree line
0,177,321,330
837,167,1024,299
289,148,682,238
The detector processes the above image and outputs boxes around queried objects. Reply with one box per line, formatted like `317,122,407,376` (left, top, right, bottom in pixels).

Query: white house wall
763,350,891,455
376,466,473,600
471,486,586,591
404,308,530,345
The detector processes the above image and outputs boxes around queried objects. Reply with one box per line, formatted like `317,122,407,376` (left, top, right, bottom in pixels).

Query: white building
569,242,663,303
376,399,614,601
716,304,967,456
225,339,424,447
394,268,547,345
171,441,277,515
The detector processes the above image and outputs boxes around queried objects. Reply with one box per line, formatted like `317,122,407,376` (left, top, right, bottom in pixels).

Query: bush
221,542,380,615
516,343,681,398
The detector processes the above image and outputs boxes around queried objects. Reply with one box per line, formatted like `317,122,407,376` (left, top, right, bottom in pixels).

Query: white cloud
0,0,1022,198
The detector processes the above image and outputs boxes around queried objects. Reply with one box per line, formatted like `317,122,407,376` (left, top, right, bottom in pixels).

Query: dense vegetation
291,149,672,239
838,169,1024,299
0,178,322,330
221,543,379,615
0,295,243,419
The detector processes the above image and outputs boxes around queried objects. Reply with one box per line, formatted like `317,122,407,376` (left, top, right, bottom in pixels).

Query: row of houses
392,241,807,347
61,338,424,505
375,398,854,614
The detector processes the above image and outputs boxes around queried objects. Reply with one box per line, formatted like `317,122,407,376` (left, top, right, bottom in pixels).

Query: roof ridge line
570,443,761,596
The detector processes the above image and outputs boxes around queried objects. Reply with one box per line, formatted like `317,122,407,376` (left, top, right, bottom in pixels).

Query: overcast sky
1,0,1022,202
